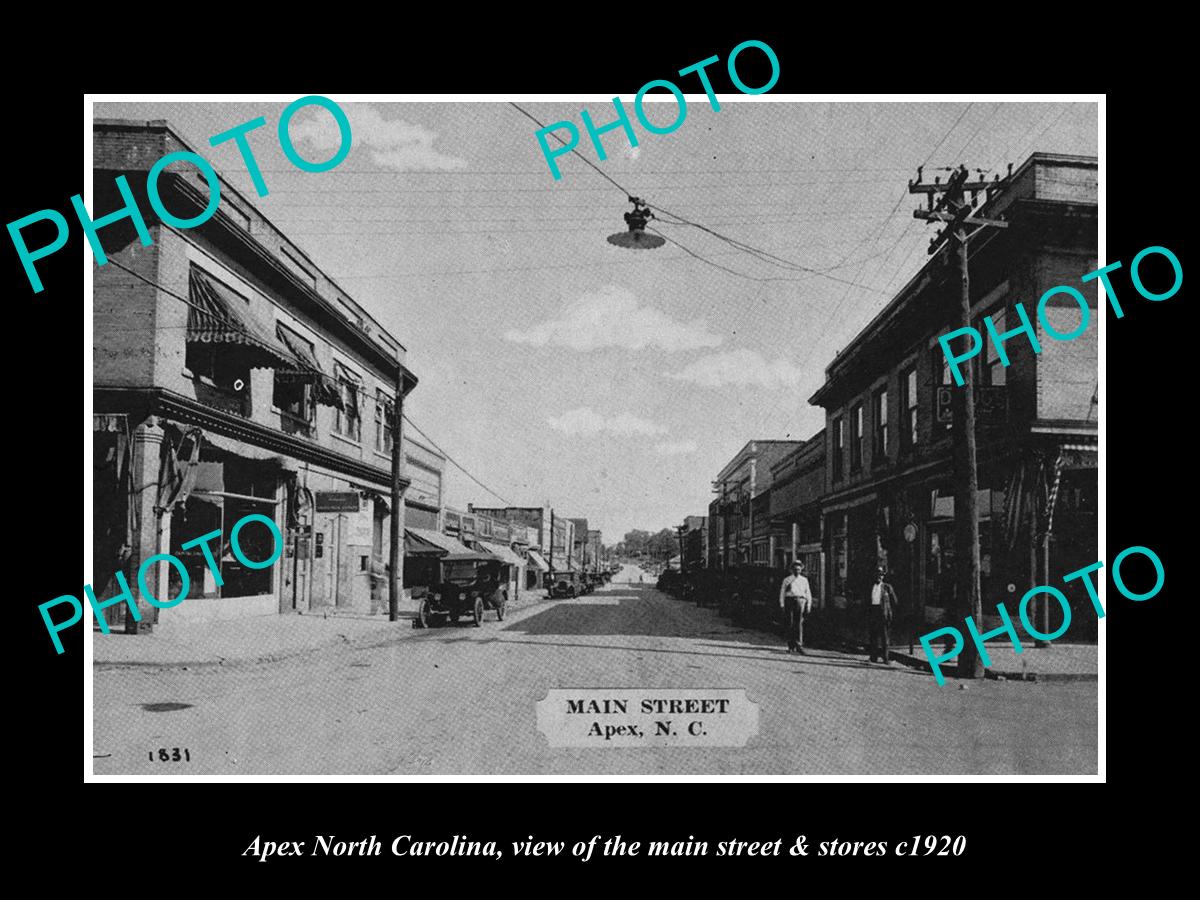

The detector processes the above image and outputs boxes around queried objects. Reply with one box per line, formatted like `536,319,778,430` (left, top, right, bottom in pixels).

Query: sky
93,97,1097,541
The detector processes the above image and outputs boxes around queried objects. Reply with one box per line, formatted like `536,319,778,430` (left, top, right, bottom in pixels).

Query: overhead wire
402,414,513,506
100,256,518,503
506,101,894,292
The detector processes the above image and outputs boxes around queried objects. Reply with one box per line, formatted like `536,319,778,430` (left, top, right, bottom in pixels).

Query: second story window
873,389,888,460
851,403,864,472
374,390,395,454
273,325,316,426
832,416,845,482
984,307,1007,386
334,366,362,442
903,367,918,449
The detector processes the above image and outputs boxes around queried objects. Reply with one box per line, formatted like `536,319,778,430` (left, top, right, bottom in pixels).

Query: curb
887,650,1097,682
94,592,562,672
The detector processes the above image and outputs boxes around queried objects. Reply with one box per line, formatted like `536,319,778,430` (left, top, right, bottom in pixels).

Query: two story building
92,119,418,630
808,152,1097,632
707,440,802,569
767,433,826,604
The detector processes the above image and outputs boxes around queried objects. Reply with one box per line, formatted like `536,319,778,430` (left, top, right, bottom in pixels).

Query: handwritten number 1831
148,748,191,762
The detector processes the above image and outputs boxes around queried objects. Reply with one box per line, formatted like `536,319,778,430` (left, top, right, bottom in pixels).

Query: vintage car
720,565,786,630
417,552,509,627
548,571,581,599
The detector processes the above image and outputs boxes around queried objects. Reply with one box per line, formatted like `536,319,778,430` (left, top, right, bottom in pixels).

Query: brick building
707,440,802,569
92,119,417,629
767,433,826,604
808,152,1098,634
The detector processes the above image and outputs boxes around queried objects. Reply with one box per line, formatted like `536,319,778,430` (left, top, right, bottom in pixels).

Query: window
903,367,918,449
169,457,278,600
374,390,395,454
334,368,362,441
984,307,1007,386
832,416,845,482
273,326,315,425
873,388,888,460
934,350,954,432
851,403,864,471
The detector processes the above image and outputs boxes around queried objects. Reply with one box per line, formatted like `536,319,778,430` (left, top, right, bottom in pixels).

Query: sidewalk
889,642,1098,681
93,589,553,670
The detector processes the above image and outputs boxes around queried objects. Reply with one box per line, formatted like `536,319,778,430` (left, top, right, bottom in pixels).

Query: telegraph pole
910,164,1008,679
388,367,406,622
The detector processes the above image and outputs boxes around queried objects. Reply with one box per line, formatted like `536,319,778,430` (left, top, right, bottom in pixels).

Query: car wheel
418,599,431,629
473,597,484,627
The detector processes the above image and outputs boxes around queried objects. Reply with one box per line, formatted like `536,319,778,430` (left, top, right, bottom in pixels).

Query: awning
480,540,524,568
274,324,343,409
526,550,550,572
187,267,300,371
404,527,472,556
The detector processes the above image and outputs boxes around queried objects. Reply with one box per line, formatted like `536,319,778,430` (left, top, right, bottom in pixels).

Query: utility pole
388,367,406,623
910,164,1009,679
677,524,687,574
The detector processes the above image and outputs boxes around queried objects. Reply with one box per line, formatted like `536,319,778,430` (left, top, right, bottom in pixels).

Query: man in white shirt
867,566,898,664
779,560,813,654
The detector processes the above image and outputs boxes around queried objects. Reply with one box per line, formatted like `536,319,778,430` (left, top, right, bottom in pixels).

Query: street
93,565,1097,775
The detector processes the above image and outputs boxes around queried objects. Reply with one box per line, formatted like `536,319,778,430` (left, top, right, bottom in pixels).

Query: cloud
548,407,668,437
506,286,723,353
654,439,698,456
665,349,808,389
288,103,468,172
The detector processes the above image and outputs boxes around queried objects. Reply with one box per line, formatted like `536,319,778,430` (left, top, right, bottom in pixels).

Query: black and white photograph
82,94,1101,776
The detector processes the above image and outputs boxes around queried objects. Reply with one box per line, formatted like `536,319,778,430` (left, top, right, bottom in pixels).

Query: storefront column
129,420,167,634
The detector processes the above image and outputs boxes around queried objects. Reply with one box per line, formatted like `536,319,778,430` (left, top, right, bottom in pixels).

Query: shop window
334,369,362,441
832,530,848,597
832,416,844,482
902,366,918,450
926,526,956,611
851,403,864,472
170,495,277,599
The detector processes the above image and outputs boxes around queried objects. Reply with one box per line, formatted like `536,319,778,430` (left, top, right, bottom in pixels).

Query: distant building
402,435,445,531
707,440,803,569
568,518,589,571
681,516,708,570
469,506,575,587
768,434,826,604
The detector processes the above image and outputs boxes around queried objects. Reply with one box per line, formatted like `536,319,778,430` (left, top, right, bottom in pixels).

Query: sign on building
314,491,361,512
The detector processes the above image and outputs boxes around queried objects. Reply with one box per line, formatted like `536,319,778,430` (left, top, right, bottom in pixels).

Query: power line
103,256,517,507
506,101,894,293
401,413,513,506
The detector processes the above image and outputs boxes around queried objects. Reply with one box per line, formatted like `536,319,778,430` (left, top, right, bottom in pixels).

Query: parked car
548,571,581,599
418,552,509,627
720,565,786,630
